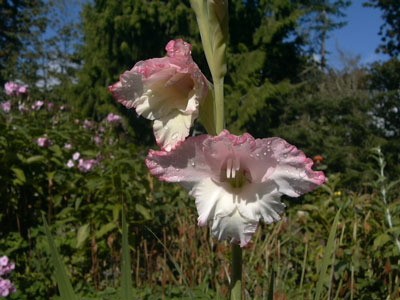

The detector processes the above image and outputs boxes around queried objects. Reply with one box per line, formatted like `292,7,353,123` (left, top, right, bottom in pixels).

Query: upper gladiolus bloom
109,39,209,151
146,130,326,247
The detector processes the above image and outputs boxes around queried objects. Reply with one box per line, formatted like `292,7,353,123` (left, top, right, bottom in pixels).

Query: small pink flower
83,119,94,130
32,100,44,110
0,101,11,113
106,112,122,124
37,137,51,148
109,39,210,151
4,82,19,96
17,85,28,94
94,135,102,146
66,159,75,168
72,152,80,161
4,81,28,96
64,143,72,150
78,158,98,172
0,278,16,297
47,102,55,110
146,130,326,247
0,256,15,276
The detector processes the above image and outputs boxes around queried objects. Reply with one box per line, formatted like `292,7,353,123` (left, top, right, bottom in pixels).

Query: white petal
237,182,286,224
190,178,236,226
153,110,194,151
211,210,258,247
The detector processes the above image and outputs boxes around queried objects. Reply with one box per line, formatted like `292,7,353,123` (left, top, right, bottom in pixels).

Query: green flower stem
230,243,242,300
214,80,225,134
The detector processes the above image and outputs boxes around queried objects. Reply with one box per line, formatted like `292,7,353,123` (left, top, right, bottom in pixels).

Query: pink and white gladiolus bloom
109,39,209,151
146,130,326,247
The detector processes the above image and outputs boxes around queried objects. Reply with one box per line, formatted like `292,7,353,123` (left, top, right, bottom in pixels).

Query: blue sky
64,1,389,70
326,1,390,69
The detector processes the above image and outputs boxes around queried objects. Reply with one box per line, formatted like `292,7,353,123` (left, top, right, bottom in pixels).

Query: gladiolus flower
109,39,209,151
146,130,326,247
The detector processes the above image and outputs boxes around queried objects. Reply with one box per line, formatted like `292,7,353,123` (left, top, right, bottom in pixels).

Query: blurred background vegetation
1,0,400,299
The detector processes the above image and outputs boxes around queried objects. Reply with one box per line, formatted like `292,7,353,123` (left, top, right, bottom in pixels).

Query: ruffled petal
254,138,326,197
190,178,236,226
108,71,144,110
211,210,258,247
237,182,286,224
145,134,214,185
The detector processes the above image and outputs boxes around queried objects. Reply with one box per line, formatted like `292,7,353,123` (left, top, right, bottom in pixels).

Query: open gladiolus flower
146,130,326,247
109,39,209,151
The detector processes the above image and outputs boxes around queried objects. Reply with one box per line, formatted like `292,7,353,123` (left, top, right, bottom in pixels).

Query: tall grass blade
120,210,134,300
313,209,341,300
42,215,79,300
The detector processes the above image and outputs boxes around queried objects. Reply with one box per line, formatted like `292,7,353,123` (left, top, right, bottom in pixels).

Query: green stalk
230,244,242,300
190,0,228,134
214,80,225,133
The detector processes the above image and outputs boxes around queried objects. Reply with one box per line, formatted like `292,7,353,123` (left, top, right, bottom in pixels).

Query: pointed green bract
190,0,228,133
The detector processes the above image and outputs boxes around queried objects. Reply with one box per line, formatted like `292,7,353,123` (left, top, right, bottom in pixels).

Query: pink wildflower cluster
0,256,16,297
4,81,28,96
66,152,99,172
106,113,122,124
110,39,327,247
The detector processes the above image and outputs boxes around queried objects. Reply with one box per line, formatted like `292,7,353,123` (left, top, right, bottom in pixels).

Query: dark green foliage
365,0,400,56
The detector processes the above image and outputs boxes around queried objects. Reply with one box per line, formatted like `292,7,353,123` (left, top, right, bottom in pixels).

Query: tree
0,0,47,85
299,0,351,68
365,0,400,57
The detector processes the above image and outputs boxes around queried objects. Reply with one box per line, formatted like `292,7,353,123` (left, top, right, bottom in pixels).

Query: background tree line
1,0,399,193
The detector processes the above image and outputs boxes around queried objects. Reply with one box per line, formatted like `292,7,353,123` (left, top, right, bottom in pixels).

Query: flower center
222,157,251,189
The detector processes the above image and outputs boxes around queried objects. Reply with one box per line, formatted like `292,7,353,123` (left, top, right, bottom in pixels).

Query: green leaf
26,155,45,164
11,167,26,185
42,215,79,300
95,222,116,239
373,233,391,250
314,209,341,300
120,209,133,300
135,204,151,220
76,224,90,248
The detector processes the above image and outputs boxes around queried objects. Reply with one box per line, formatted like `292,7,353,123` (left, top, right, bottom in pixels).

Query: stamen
231,163,236,178
226,158,233,179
